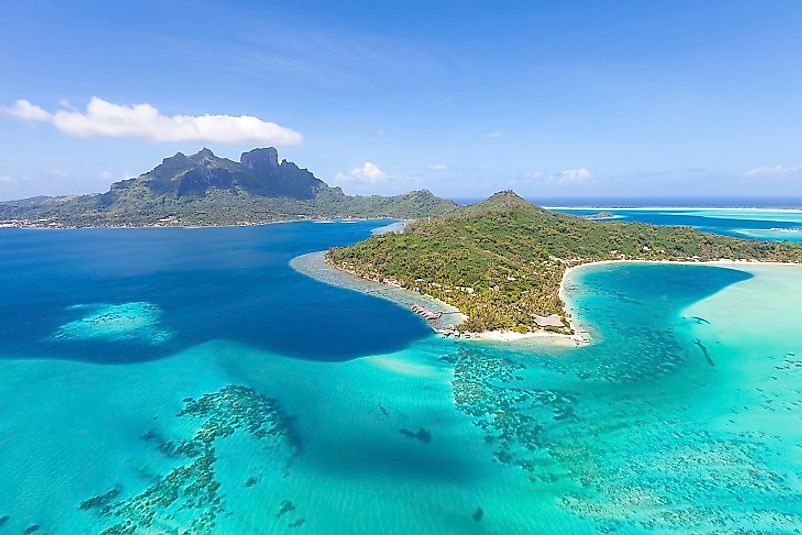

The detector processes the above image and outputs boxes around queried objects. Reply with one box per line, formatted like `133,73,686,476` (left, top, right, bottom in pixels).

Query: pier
410,303,461,322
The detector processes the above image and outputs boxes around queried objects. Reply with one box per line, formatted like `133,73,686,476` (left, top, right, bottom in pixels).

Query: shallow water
1,222,801,533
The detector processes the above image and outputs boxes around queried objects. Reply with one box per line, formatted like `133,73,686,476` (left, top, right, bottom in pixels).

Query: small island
583,211,618,220
326,191,802,336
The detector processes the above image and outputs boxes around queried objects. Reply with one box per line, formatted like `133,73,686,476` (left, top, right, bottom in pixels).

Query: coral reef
441,345,802,531
81,385,298,534
53,302,173,345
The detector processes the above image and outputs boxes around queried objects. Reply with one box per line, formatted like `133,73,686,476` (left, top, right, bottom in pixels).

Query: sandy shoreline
307,252,802,348
290,251,467,332
305,250,591,346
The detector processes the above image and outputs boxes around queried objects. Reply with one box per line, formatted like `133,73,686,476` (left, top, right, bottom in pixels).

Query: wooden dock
410,303,442,321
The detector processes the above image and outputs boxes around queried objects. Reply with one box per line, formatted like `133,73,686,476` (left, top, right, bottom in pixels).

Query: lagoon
1,220,801,533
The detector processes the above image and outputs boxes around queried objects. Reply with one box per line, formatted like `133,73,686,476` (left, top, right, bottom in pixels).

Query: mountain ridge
0,148,459,227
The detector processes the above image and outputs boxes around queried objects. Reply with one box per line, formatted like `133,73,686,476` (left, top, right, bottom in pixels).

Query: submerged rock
277,500,296,517
79,487,120,511
472,507,484,522
399,427,432,444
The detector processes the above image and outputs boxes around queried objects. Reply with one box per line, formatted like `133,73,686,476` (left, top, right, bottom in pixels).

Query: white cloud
557,168,591,182
0,175,17,184
46,169,69,180
335,161,387,184
58,99,77,111
519,168,591,185
746,165,802,178
2,100,52,121
429,163,448,171
1,97,303,145
485,131,504,139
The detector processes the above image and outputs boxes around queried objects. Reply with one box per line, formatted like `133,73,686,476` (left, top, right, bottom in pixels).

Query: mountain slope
326,191,802,333
0,148,459,227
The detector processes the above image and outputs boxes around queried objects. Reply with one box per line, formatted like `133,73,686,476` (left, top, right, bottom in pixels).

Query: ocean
1,210,801,533
551,206,802,242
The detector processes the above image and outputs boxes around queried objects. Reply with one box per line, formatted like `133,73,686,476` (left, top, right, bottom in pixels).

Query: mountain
326,191,802,333
0,148,459,227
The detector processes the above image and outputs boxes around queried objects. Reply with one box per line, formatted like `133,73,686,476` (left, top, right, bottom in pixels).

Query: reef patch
52,302,173,345
81,385,298,534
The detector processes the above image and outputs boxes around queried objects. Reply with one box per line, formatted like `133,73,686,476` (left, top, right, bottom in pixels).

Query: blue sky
1,0,801,201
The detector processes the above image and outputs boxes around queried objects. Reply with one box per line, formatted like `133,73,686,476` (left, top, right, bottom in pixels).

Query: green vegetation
327,191,802,333
0,148,458,227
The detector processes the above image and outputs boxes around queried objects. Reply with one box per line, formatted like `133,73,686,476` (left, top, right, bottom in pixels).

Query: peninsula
326,191,802,334
0,148,459,228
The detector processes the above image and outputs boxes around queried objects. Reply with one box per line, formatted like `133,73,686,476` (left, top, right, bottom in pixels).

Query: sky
1,0,801,201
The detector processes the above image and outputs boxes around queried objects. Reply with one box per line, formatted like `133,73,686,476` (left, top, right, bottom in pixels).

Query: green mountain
0,148,459,227
326,191,802,333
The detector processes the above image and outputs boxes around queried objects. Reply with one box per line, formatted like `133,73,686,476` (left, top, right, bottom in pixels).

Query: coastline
311,252,802,348
290,251,466,333
0,216,405,231
308,249,591,347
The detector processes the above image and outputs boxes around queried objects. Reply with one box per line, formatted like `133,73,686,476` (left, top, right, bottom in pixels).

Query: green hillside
327,191,802,333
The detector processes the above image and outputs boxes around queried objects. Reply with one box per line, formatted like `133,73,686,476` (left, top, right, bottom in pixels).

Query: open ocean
1,208,801,533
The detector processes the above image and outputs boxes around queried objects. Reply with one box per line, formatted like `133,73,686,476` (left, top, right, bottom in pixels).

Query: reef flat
53,302,173,345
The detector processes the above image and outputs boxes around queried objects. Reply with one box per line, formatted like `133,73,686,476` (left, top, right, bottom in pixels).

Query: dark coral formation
276,500,304,529
276,500,296,518
81,385,298,534
399,427,432,444
472,507,484,522
441,348,575,471
441,345,802,532
79,488,120,511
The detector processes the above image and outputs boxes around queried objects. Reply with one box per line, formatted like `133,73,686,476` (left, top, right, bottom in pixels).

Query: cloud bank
746,165,802,178
520,167,591,184
335,161,387,184
1,97,303,145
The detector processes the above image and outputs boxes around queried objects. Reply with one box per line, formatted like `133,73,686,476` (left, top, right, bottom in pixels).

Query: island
583,211,618,220
0,148,459,228
326,191,802,336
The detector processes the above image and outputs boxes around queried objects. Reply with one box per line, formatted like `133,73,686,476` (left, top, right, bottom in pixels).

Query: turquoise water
1,223,801,533
553,206,802,242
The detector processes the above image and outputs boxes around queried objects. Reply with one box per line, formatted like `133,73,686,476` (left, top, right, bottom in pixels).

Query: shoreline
312,251,591,346
0,216,403,231
312,253,802,347
290,251,466,333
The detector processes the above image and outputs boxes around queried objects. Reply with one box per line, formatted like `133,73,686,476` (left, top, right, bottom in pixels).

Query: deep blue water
0,221,431,363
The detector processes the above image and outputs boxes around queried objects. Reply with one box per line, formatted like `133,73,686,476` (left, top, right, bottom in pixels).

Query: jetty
410,303,443,322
